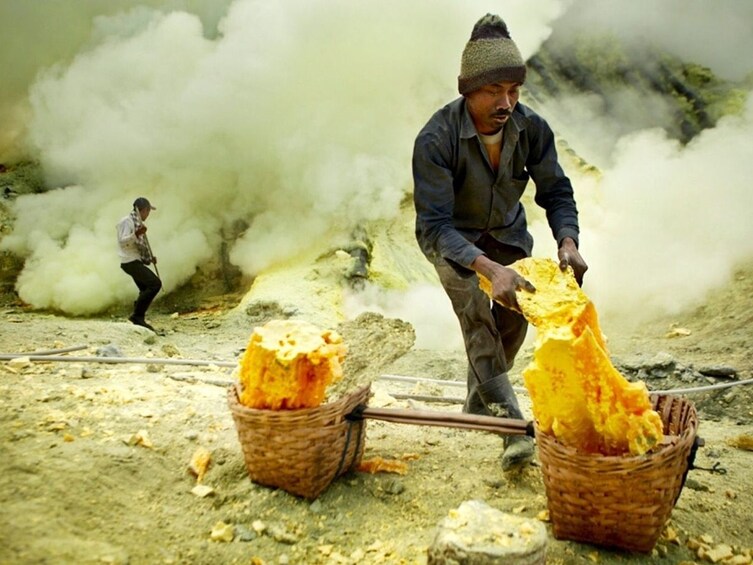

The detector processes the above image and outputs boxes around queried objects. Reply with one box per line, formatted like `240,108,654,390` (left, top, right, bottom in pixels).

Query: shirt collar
460,99,526,139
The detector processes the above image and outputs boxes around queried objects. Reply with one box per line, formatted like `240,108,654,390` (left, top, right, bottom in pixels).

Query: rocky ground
1,262,752,565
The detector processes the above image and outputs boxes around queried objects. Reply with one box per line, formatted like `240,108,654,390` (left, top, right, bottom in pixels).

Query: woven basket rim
229,382,371,415
536,394,698,461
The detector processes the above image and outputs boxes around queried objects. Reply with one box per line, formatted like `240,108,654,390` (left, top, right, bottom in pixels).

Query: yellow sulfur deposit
479,258,663,456
237,319,347,410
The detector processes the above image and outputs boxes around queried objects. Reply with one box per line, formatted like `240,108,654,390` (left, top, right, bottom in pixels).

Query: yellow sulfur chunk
480,258,663,456
237,319,347,410
189,447,211,484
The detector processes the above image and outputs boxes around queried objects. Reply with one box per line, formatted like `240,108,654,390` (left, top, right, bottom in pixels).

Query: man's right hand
135,225,147,236
471,255,535,312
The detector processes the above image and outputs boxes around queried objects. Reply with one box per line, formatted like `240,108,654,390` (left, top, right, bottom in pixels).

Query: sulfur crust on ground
0,260,752,564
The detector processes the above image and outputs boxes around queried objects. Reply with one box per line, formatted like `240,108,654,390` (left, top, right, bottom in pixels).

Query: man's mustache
492,110,512,118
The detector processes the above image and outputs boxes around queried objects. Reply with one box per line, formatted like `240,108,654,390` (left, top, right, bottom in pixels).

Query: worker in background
412,14,588,470
116,197,162,332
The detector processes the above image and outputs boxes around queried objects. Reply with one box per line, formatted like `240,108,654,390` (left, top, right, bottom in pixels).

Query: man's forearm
471,253,504,280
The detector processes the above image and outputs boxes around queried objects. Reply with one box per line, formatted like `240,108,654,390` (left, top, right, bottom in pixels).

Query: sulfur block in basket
237,319,347,410
479,258,663,456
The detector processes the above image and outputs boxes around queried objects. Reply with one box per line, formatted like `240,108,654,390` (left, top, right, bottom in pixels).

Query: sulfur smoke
1,0,752,349
527,0,753,329
0,0,562,316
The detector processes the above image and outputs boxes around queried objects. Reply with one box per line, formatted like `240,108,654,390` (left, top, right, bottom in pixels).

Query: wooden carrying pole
350,405,534,437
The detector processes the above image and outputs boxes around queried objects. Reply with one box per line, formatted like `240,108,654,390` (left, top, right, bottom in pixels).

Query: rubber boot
129,315,156,332
500,435,535,471
475,376,522,419
475,377,534,470
462,375,488,415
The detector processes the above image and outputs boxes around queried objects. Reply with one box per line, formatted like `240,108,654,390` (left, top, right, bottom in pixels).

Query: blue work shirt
412,97,580,270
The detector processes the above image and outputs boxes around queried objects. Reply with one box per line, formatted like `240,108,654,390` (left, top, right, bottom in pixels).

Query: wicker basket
227,384,371,500
537,394,699,553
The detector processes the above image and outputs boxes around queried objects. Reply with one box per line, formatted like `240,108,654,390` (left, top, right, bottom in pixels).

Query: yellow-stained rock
189,447,211,483
210,521,235,542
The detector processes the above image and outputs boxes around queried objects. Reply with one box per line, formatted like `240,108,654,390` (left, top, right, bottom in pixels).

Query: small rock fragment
697,365,737,378
536,510,550,522
267,524,298,544
705,544,733,563
685,478,710,492
161,344,181,358
127,430,153,448
210,521,235,542
726,434,753,451
8,357,31,369
380,478,404,495
96,345,122,358
189,447,211,483
427,500,547,564
318,545,333,556
236,525,257,542
191,484,215,498
726,555,752,565
662,525,680,545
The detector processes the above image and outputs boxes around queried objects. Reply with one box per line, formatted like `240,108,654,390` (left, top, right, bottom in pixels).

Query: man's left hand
152,256,158,265
558,237,588,286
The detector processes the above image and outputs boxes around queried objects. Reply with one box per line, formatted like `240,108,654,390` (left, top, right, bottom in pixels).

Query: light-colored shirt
116,215,141,263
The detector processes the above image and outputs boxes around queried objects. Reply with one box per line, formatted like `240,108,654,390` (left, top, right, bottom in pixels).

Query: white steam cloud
1,0,563,316
526,0,753,330
581,92,753,324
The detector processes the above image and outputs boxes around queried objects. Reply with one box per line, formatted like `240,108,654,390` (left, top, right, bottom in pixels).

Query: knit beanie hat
458,14,527,95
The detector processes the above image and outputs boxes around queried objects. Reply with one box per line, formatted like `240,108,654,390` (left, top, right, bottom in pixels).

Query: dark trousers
434,236,528,418
120,260,161,320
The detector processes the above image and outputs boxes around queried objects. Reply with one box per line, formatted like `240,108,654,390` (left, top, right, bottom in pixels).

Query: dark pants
120,260,161,320
434,236,528,418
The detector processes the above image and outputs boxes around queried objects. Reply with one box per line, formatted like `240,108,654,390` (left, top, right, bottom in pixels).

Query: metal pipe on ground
379,373,527,394
1,352,751,397
0,353,235,368
23,345,90,356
